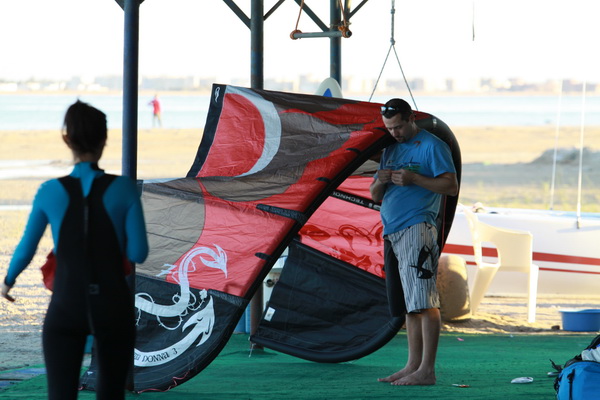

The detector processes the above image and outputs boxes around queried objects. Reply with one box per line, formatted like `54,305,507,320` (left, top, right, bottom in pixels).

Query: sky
1,0,599,85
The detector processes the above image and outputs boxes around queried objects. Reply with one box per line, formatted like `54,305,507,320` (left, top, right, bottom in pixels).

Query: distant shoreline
3,124,600,133
1,89,597,98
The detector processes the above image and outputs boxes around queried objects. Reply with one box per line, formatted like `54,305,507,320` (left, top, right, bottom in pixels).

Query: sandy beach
1,125,598,210
1,126,599,371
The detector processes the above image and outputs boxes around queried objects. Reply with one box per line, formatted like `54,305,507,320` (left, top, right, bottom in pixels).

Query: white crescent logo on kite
227,86,281,177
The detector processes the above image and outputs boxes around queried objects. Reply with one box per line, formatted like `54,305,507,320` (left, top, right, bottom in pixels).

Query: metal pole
122,0,139,179
249,0,264,345
250,0,264,90
291,31,344,39
330,0,342,85
122,0,139,389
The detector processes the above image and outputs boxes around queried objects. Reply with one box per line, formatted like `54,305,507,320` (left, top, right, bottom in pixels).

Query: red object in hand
41,251,56,291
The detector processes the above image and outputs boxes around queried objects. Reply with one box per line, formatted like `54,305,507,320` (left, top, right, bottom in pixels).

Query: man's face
383,113,416,143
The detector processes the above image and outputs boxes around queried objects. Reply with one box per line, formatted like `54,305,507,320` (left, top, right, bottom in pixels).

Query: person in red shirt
149,95,162,128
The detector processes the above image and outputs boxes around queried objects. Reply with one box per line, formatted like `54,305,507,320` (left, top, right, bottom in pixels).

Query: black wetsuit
43,175,135,400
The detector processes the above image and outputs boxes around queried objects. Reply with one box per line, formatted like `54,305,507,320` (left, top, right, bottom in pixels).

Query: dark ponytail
63,100,107,155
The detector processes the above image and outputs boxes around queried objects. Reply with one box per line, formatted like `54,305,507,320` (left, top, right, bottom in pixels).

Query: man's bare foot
377,367,416,383
391,370,436,386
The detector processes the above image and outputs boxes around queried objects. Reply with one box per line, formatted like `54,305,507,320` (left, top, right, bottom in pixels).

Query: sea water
0,93,210,131
366,94,600,127
2,92,600,131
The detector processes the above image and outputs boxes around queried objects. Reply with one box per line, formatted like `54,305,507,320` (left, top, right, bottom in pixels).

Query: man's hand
376,169,393,184
1,282,15,302
391,169,416,187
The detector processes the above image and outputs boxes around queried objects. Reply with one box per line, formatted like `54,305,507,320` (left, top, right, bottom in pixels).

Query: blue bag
555,360,600,400
554,334,600,400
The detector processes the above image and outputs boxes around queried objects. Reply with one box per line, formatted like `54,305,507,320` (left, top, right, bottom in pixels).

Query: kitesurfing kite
81,84,461,392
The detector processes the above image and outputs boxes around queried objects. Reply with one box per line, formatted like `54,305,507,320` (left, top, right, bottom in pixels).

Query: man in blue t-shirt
371,98,458,386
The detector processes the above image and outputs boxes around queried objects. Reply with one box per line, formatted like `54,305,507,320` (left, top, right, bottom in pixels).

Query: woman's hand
1,282,15,302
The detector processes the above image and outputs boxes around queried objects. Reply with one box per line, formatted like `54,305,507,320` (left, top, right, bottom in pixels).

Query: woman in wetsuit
2,101,149,400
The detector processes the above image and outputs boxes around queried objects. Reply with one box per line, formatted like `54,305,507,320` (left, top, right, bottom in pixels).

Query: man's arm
370,178,386,203
370,169,393,203
391,170,458,196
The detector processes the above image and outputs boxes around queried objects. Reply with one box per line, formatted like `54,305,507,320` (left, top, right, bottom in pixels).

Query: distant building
95,75,123,91
2,74,598,95
0,82,18,92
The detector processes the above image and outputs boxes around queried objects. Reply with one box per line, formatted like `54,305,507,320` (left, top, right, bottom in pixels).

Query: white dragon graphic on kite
133,244,227,367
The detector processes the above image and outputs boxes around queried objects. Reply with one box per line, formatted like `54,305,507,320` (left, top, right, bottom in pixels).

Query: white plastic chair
462,205,539,323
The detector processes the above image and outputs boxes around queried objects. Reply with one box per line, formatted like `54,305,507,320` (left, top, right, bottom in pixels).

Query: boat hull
443,208,600,297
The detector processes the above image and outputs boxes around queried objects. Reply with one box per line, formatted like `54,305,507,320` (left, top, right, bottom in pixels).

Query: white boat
443,206,600,297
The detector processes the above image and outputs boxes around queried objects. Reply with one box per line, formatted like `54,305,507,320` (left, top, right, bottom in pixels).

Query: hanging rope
554,79,588,226
337,0,351,38
549,79,563,210
290,0,305,39
576,79,587,229
369,0,417,110
472,0,476,41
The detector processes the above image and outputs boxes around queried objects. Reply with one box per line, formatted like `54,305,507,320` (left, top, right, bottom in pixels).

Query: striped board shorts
385,222,440,313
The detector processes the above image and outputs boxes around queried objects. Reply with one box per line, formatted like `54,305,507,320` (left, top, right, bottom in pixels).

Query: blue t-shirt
5,162,149,287
378,129,455,235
